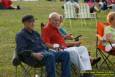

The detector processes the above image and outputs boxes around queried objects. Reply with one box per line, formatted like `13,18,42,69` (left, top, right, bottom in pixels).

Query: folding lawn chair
64,1,78,19
96,21,115,71
77,3,96,19
12,50,45,77
77,3,97,26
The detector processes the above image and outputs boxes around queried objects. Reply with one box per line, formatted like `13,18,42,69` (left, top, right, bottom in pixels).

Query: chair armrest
12,56,21,66
108,41,114,48
17,50,33,56
12,51,21,66
12,50,33,66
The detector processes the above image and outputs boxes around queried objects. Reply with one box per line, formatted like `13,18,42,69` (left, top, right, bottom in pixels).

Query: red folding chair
96,21,115,70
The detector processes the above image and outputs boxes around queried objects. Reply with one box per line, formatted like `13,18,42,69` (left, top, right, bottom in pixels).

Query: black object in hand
74,35,82,41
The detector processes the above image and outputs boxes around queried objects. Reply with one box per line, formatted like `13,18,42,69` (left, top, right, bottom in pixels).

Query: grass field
0,0,114,77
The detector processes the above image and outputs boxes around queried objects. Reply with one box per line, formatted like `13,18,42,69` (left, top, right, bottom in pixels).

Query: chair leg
101,54,113,66
24,66,32,77
98,49,111,70
34,68,39,77
40,67,43,77
15,66,18,77
96,48,99,69
100,55,110,66
20,64,31,77
100,54,114,70
71,64,80,77
34,67,44,77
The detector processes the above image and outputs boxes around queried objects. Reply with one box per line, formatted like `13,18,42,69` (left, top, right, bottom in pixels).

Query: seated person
87,0,95,13
64,0,79,18
104,12,115,54
0,0,20,10
41,12,96,77
99,0,108,10
16,15,71,77
59,15,101,63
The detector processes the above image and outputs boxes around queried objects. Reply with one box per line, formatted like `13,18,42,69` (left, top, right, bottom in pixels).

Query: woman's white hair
48,12,60,19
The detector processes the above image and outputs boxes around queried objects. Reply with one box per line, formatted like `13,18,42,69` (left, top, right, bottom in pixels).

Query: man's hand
32,52,44,61
73,41,81,46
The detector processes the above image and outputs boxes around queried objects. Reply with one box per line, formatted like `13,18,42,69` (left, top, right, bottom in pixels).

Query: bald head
48,12,61,28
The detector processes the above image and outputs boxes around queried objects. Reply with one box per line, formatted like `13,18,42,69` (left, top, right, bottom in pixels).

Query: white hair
48,12,60,19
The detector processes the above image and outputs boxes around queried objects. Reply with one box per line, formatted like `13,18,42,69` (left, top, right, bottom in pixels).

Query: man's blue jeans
43,51,71,77
21,51,71,77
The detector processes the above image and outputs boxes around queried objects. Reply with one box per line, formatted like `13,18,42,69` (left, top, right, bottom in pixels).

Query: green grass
0,0,114,77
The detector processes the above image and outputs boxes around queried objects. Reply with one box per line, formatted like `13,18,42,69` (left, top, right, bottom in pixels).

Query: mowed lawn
0,0,114,77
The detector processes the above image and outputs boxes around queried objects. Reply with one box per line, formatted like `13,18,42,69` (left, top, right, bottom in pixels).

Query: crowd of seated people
15,4,115,77
16,15,71,77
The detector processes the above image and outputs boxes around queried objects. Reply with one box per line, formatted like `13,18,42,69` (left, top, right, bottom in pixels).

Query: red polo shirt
41,22,67,48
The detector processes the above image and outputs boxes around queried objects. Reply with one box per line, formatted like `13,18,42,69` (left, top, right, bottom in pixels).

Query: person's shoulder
33,30,40,35
16,30,23,36
42,25,50,31
43,25,48,29
16,29,26,37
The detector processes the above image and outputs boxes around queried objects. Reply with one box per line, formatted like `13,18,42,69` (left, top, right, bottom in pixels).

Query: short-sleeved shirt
41,23,67,48
104,26,115,40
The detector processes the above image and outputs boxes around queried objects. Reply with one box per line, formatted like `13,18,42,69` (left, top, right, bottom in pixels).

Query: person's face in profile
23,19,35,30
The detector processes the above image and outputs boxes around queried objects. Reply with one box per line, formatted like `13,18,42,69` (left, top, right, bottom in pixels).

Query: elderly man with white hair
41,12,97,77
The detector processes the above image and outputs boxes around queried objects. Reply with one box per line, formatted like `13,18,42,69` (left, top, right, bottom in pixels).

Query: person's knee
46,53,55,60
80,46,87,50
61,51,70,60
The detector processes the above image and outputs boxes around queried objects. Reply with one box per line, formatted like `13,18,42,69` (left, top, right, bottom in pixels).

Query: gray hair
48,12,60,19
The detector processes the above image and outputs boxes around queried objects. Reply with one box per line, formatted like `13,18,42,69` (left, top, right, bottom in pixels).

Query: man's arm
16,33,44,61
16,34,32,55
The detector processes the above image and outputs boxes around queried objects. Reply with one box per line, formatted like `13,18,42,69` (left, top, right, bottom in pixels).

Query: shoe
91,57,101,65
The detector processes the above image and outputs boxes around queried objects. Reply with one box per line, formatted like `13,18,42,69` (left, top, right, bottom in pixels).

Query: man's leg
21,52,56,77
77,46,92,70
64,47,84,71
64,46,92,71
42,52,56,77
51,51,71,77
